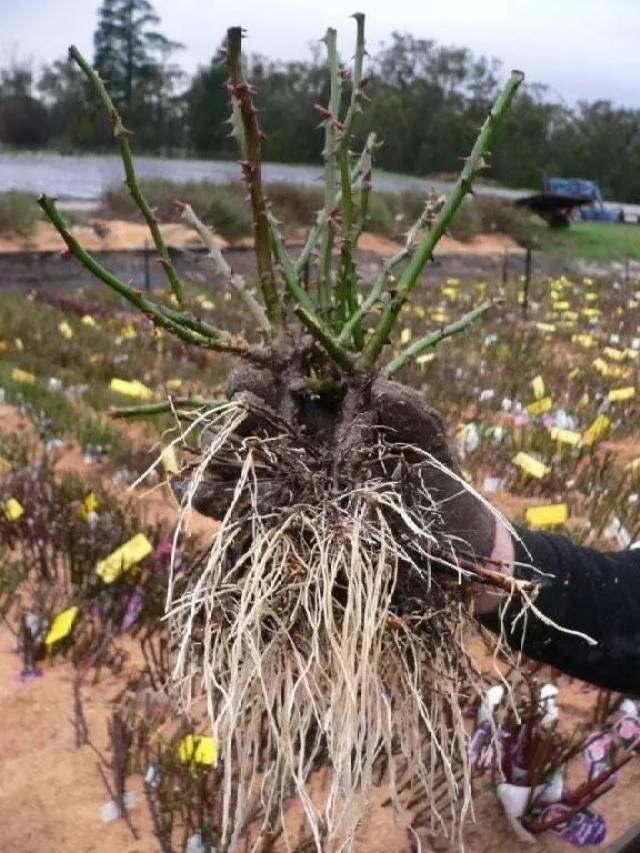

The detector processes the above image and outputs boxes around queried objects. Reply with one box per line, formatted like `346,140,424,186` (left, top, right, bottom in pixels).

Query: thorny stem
385,299,503,376
293,306,356,373
353,133,375,244
360,70,524,368
109,397,223,418
38,195,248,355
337,144,359,339
336,15,367,338
316,28,342,316
180,202,270,333
335,16,367,330
293,136,373,276
268,214,316,314
338,199,432,345
68,46,185,308
226,27,283,333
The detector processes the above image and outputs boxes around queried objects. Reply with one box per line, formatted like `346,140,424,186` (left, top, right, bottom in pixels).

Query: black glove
371,378,495,564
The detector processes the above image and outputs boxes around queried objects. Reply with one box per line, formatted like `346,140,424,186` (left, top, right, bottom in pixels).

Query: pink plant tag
613,715,640,752
582,730,614,782
539,804,606,846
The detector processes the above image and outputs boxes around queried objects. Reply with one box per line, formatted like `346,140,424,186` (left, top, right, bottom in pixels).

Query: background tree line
3,0,640,202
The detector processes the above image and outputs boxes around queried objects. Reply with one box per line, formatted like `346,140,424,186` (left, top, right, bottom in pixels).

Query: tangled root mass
167,352,500,851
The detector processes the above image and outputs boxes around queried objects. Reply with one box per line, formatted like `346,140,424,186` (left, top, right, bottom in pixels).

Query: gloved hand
371,378,496,565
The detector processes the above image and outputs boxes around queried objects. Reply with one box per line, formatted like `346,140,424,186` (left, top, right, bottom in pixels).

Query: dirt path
0,218,519,257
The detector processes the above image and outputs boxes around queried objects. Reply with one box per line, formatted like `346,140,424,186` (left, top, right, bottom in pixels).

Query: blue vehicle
544,178,618,222
516,177,619,226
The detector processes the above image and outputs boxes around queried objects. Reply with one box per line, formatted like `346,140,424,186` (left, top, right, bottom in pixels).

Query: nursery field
2,262,640,851
3,12,640,852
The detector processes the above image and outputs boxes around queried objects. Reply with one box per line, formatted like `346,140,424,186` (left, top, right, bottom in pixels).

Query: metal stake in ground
522,246,533,316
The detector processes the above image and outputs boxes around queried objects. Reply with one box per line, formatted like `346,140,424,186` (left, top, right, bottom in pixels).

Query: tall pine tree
93,0,184,149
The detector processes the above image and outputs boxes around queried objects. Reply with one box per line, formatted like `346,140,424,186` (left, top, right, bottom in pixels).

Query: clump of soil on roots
167,335,500,851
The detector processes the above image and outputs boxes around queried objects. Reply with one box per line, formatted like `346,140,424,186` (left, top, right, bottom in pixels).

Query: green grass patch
101,178,253,238
538,221,640,261
0,358,131,457
0,190,41,238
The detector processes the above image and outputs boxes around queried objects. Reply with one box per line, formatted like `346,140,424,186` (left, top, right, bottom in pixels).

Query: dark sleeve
487,527,640,694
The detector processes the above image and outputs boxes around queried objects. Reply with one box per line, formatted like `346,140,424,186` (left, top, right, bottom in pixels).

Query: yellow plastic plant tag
550,427,581,447
536,323,556,333
608,387,635,403
609,364,631,379
96,533,153,583
431,311,449,324
120,324,137,340
81,314,97,327
166,378,183,391
109,378,154,400
201,299,215,310
513,452,549,479
442,287,458,300
626,457,640,473
526,397,552,416
416,353,434,369
4,498,24,522
413,305,426,319
592,358,608,375
179,735,217,767
582,307,601,318
45,606,78,647
553,300,570,310
603,347,625,362
531,375,545,400
161,445,179,476
400,328,412,345
83,492,99,514
14,338,23,351
582,414,610,446
11,368,35,385
58,321,73,340
525,504,568,529
572,334,593,348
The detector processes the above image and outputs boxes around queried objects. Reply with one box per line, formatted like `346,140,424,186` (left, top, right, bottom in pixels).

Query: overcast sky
3,0,639,106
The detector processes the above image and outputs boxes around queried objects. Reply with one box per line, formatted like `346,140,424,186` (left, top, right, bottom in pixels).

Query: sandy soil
357,230,521,258
0,219,227,254
0,634,156,853
3,625,640,852
0,219,519,257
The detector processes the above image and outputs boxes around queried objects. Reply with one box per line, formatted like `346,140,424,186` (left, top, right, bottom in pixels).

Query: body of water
2,150,639,220
0,150,433,203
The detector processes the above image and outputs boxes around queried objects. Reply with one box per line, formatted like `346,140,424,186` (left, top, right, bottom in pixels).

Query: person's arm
480,521,640,695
